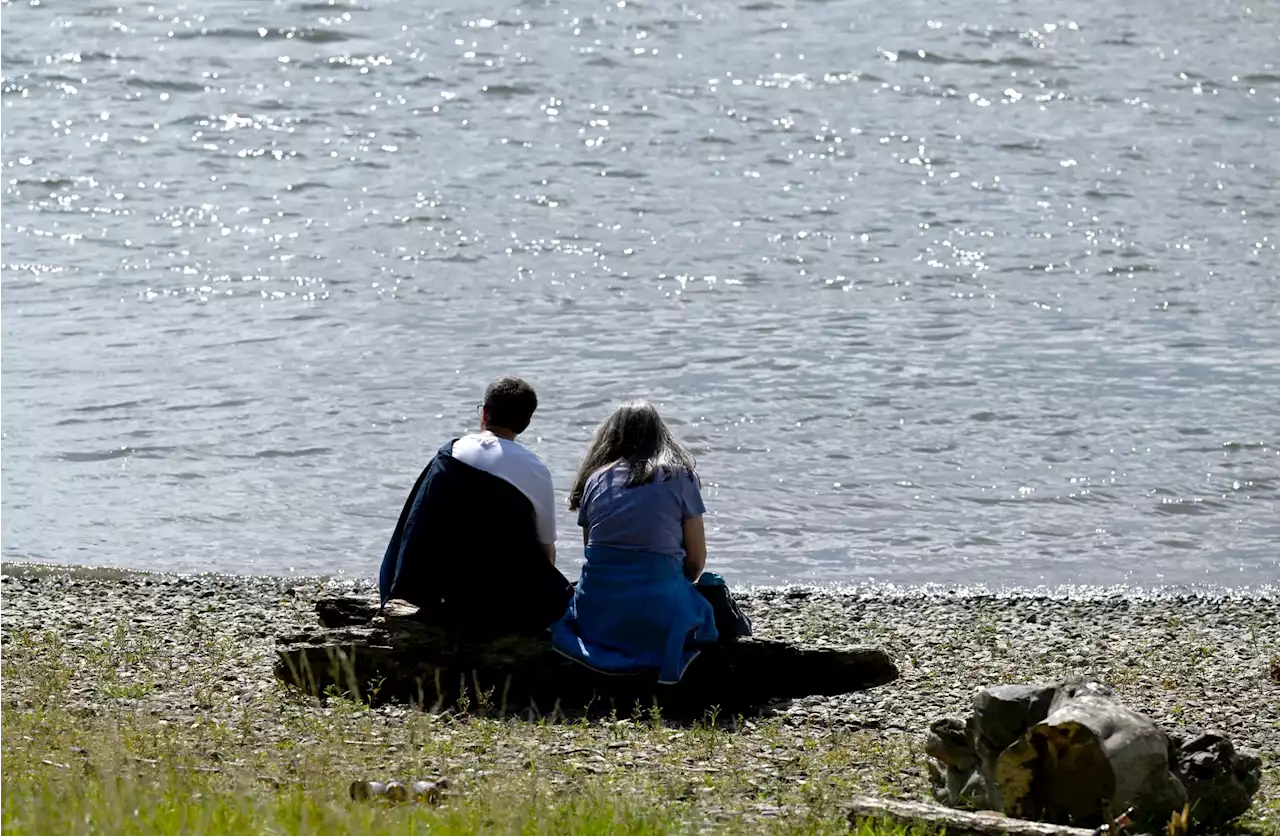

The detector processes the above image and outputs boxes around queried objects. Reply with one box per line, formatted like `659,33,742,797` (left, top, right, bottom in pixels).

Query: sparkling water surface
2,0,1278,586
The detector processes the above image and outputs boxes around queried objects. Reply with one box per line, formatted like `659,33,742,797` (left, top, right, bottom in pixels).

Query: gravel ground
3,564,1277,828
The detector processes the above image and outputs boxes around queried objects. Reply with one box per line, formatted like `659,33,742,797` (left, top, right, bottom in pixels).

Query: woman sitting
549,400,718,684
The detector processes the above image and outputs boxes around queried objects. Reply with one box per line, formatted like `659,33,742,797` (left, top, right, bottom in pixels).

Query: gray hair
568,400,698,511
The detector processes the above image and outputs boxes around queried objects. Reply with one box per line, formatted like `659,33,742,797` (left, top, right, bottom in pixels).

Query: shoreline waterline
3,560,1278,601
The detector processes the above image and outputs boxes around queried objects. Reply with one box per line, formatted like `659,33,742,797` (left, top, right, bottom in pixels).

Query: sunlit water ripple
2,0,1277,586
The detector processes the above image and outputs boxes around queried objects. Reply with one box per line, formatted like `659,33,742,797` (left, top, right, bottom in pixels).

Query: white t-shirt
450,432,557,545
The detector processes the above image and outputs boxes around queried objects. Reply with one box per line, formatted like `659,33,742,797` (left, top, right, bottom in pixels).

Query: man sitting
378,376,572,636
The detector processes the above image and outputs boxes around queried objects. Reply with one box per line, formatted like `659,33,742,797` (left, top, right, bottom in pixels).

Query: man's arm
530,460,558,566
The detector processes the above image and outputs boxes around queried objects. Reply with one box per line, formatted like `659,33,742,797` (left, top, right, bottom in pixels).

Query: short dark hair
483,376,538,435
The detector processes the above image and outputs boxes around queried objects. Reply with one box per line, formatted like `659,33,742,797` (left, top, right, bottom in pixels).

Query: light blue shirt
577,464,705,560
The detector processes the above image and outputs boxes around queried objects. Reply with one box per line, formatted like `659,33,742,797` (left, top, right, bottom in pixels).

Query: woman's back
552,400,718,683
578,464,705,560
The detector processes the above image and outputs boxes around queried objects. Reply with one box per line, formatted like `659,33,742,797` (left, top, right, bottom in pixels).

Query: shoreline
3,560,1278,601
3,562,1277,833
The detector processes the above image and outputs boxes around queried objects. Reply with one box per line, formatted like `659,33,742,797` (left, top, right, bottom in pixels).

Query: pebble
2,564,1278,761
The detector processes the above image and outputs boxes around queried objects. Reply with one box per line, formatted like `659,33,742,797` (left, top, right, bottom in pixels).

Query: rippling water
2,0,1278,586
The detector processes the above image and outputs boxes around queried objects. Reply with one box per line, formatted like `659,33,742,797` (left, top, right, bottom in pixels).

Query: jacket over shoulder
378,440,571,636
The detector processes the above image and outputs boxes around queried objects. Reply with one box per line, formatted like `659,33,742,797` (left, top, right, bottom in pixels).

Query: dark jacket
378,441,572,636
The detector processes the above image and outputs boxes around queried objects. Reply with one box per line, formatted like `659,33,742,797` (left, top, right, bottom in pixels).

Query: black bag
695,573,752,643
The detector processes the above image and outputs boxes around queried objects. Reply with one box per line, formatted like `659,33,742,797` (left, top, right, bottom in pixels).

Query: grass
0,700,928,836
3,572,1278,835
1,620,926,836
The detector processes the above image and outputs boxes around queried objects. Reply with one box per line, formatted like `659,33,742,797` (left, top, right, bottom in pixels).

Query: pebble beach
2,564,1277,832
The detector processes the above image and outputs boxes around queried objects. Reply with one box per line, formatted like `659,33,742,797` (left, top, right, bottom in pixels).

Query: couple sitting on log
378,376,749,685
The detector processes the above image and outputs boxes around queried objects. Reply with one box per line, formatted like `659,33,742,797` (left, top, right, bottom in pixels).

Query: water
2,0,1277,587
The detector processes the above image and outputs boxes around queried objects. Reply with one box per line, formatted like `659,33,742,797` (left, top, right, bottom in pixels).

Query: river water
2,0,1277,587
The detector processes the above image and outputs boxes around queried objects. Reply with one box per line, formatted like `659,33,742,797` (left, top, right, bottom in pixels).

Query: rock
275,593,899,717
1169,731,1262,829
926,717,976,770
959,770,989,807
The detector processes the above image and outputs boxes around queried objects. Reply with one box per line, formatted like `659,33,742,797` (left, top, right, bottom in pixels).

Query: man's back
377,376,569,636
450,432,557,549
378,440,570,635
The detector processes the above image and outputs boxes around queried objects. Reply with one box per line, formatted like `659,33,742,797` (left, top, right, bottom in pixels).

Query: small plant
479,719,497,753
102,679,155,700
365,676,386,706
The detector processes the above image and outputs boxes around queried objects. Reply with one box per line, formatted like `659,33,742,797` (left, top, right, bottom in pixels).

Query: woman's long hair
568,400,697,510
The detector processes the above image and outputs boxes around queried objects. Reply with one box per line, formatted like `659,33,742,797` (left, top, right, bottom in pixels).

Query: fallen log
275,594,898,716
996,680,1187,829
847,796,1098,836
926,678,1262,833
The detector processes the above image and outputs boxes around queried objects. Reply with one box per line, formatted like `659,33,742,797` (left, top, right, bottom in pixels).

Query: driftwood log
996,680,1187,827
927,678,1261,833
274,594,898,717
847,796,1099,836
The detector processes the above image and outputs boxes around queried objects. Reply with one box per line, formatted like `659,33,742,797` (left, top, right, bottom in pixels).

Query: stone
926,717,976,770
1169,730,1263,829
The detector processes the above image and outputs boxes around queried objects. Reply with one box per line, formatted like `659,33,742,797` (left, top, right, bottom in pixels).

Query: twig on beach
847,795,1098,836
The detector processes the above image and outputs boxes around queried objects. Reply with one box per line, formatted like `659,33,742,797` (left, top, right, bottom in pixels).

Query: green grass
0,701,934,836
1,620,928,835
4,576,1277,835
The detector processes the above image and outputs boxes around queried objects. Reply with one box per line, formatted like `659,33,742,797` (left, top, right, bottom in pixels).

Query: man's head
481,376,539,436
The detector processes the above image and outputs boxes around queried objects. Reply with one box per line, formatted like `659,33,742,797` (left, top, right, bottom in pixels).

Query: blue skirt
549,545,718,684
